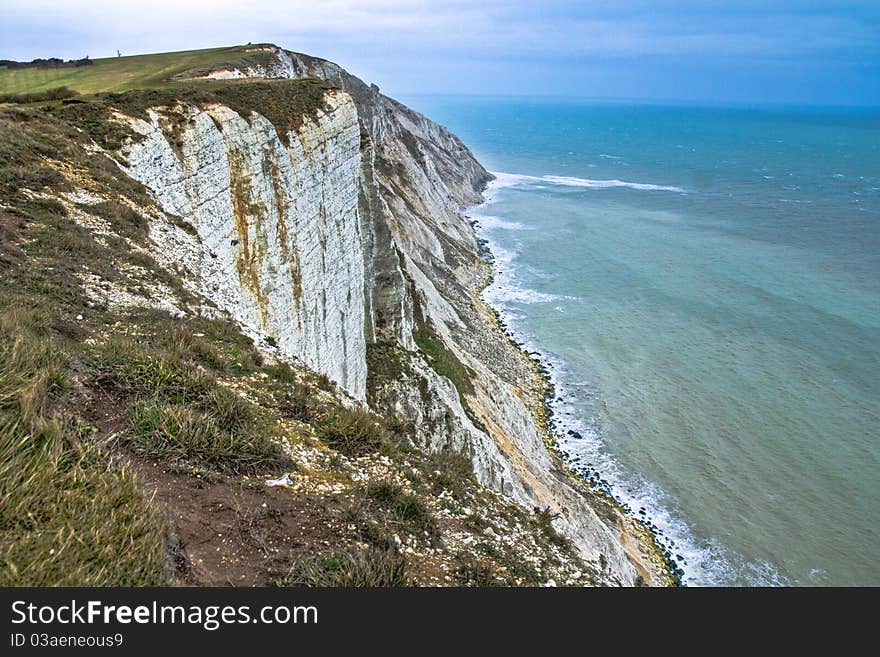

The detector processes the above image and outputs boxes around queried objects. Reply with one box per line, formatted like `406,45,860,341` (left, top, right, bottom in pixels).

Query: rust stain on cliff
264,153,303,332
229,152,270,325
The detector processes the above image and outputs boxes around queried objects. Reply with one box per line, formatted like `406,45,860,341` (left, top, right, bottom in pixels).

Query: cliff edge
0,44,674,585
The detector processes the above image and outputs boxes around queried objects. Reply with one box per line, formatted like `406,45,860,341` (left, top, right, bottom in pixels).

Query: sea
400,95,880,586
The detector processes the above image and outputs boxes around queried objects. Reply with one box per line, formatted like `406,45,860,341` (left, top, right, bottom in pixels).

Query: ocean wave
475,214,530,231
486,284,570,305
483,242,577,305
489,171,685,193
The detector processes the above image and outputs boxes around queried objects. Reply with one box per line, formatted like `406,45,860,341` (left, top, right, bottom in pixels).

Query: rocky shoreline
467,196,683,586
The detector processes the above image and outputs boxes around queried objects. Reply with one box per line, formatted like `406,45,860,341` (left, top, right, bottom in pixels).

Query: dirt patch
130,458,343,586
0,210,25,268
79,369,349,587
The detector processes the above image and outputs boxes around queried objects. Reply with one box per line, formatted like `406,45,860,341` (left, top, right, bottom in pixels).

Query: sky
1,0,878,106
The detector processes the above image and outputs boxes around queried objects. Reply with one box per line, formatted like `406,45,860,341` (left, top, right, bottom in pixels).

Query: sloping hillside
0,45,280,94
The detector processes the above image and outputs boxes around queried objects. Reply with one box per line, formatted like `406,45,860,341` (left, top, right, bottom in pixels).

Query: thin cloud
1,0,877,105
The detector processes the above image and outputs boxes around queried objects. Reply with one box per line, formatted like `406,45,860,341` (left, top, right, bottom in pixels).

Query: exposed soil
79,373,351,587
130,458,342,586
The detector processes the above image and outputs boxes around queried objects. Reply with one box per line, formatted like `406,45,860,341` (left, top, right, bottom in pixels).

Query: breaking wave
489,171,685,194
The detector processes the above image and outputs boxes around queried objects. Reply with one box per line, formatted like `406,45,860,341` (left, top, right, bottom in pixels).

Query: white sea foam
488,285,569,305
482,241,575,305
489,171,685,193
476,214,530,231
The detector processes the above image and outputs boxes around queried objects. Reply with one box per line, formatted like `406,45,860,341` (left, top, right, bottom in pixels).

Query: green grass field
0,45,274,95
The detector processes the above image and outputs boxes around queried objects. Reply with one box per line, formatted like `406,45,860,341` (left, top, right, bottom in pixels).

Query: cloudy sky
2,0,878,106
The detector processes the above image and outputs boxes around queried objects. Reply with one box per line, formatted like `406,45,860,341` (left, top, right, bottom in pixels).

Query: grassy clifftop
0,43,332,151
0,44,279,95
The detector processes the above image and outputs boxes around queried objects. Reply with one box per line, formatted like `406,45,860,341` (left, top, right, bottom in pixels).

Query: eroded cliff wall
120,91,368,401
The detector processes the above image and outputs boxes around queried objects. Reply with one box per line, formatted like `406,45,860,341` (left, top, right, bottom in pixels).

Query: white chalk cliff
115,45,665,585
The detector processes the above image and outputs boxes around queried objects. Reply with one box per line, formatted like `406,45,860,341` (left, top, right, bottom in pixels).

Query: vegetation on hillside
57,78,334,149
0,86,78,104
0,309,168,586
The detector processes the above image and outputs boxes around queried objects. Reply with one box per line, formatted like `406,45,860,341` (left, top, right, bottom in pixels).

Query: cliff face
110,45,665,585
121,91,368,400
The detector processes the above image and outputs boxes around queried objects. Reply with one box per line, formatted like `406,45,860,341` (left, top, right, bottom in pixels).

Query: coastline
466,180,683,587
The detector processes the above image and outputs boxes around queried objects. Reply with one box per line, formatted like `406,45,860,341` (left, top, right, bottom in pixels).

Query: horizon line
393,92,880,113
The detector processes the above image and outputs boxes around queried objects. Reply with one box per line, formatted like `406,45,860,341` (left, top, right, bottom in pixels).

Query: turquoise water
401,96,880,586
